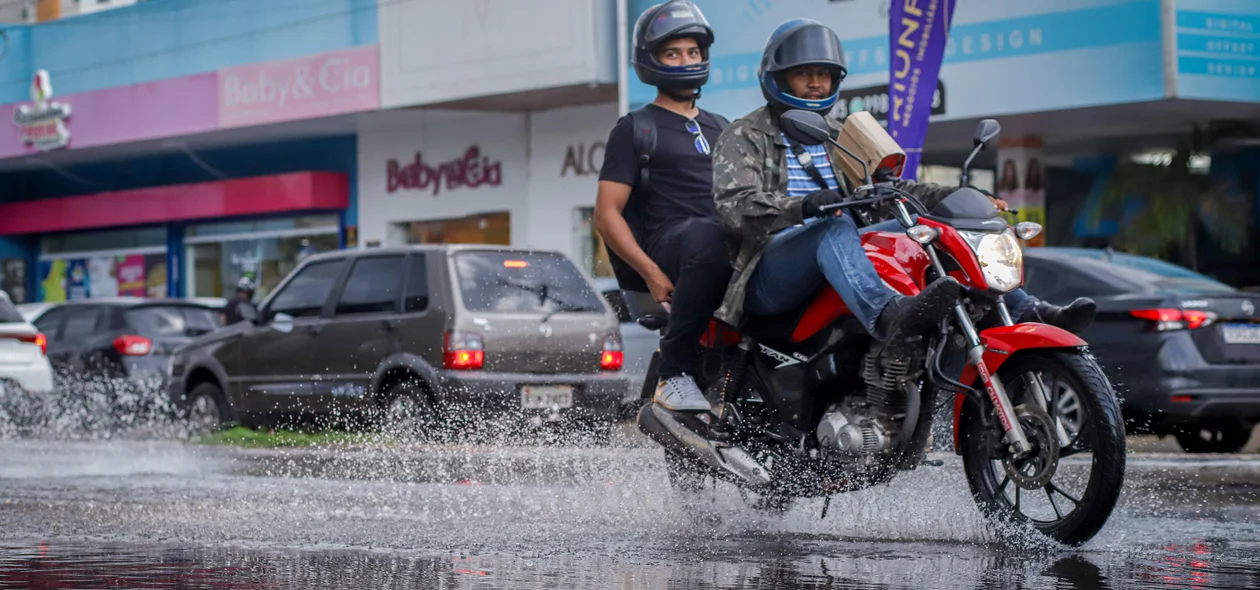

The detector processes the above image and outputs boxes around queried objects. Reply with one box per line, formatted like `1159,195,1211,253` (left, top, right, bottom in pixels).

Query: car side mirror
270,312,294,333
780,109,832,145
973,119,1001,150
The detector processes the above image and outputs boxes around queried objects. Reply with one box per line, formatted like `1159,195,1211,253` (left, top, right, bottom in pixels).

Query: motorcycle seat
741,311,801,341
621,289,670,332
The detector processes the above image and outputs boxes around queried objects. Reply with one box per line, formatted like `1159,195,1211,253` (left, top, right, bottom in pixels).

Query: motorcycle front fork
890,199,1035,457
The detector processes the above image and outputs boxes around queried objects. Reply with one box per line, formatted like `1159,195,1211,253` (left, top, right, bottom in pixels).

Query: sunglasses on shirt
685,119,711,155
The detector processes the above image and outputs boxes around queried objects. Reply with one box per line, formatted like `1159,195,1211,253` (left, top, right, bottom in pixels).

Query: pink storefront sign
0,73,218,159
217,45,380,129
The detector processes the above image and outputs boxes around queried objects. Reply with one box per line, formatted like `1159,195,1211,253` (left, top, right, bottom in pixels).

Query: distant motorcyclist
710,19,1093,361
222,277,255,325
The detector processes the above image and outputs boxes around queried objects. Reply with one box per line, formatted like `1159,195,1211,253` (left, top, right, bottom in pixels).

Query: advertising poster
144,254,167,299
996,137,1047,247
1,259,27,304
66,259,89,300
116,255,147,297
38,260,66,303
89,256,119,298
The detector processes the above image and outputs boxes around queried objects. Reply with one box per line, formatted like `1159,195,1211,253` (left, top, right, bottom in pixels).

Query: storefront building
355,103,620,278
0,0,379,303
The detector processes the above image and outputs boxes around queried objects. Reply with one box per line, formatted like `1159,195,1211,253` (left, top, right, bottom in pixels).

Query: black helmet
759,18,847,115
632,1,715,93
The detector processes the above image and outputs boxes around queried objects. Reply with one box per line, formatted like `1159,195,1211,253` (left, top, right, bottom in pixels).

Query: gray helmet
236,277,255,292
632,1,715,93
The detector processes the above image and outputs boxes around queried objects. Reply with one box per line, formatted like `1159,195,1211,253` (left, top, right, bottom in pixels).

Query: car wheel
381,381,438,441
1174,421,1253,454
186,382,227,436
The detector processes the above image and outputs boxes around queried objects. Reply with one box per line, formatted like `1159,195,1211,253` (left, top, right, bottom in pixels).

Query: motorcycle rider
594,0,734,413
711,19,1095,360
222,277,255,325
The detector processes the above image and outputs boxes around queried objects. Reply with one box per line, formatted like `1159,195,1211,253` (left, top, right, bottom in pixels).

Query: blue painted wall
0,0,378,104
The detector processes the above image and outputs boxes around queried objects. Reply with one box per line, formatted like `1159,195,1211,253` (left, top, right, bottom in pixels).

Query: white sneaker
654,375,711,412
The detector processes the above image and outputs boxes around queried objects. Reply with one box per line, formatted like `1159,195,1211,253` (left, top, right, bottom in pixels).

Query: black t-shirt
598,104,726,253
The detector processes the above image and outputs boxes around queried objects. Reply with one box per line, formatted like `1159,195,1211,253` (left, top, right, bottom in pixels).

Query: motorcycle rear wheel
959,350,1127,547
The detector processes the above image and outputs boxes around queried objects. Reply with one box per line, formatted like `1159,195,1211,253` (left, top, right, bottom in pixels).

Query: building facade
2,0,1259,305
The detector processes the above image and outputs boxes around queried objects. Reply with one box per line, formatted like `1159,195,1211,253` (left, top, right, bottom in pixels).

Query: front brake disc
1002,403,1061,489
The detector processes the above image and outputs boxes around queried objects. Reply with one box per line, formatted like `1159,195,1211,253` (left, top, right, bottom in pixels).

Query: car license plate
521,385,574,409
1221,323,1260,344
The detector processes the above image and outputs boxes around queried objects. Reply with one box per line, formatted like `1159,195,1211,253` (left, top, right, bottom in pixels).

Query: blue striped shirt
783,133,839,197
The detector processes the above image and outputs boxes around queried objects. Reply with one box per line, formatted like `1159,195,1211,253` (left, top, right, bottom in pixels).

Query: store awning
0,172,349,236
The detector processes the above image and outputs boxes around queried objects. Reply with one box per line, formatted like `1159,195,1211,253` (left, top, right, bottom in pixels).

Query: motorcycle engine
815,352,915,457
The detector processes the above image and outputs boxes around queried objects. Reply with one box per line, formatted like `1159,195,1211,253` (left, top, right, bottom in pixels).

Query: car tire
380,380,439,441
1174,421,1253,454
186,382,228,436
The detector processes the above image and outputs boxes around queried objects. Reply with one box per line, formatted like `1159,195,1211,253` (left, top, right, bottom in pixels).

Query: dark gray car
166,245,629,435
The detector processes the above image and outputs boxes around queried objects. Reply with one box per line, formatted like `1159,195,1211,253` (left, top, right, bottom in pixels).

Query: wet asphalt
1,421,1258,590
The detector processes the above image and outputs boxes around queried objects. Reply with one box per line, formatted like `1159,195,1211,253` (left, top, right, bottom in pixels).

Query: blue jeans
745,216,1040,338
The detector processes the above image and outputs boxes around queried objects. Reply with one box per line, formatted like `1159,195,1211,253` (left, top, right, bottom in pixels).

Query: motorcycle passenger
711,19,1094,361
594,0,734,413
222,277,255,325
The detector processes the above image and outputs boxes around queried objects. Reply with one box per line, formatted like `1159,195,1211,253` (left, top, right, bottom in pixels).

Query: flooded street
1,425,1258,589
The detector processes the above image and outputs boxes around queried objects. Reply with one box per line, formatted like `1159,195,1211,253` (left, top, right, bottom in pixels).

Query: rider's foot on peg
654,374,711,412
875,277,961,361
1026,297,1096,334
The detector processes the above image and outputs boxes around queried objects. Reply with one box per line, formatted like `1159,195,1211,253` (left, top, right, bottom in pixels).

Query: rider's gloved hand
801,189,844,219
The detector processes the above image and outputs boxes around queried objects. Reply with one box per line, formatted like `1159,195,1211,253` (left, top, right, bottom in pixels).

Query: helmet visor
643,3,711,45
771,25,845,71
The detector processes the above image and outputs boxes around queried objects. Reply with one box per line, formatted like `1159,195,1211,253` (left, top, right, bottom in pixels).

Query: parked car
0,291,54,394
166,245,630,435
592,277,658,414
23,297,223,382
1021,247,1260,453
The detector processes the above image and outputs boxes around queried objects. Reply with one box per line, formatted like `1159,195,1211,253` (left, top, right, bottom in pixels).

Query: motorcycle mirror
780,109,832,145
973,119,1001,150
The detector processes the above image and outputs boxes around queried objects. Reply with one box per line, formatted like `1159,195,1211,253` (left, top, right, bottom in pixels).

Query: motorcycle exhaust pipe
637,402,773,487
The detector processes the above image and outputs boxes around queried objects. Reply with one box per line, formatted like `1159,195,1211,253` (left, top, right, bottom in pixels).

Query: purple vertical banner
888,0,956,180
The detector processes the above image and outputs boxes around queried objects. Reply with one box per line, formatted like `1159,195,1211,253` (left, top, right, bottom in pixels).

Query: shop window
187,233,339,301
576,207,614,278
396,212,510,246
41,226,166,255
185,215,338,239
37,253,166,302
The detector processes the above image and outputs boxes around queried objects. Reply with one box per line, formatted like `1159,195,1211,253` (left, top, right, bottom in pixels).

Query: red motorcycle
630,111,1126,546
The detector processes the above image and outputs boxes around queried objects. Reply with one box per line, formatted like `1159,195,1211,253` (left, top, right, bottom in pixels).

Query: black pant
644,217,734,379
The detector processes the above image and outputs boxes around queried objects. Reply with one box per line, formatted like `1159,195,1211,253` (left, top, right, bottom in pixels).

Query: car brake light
1130,308,1217,331
503,260,529,268
444,331,485,370
113,334,153,356
601,333,623,371
0,332,47,355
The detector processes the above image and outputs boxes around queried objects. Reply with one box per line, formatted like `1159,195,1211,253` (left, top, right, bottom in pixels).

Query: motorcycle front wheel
959,350,1127,547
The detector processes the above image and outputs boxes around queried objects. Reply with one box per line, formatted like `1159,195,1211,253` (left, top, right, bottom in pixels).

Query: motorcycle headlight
958,228,1023,293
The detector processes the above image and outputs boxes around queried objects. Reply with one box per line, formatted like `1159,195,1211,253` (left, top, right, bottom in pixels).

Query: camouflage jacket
711,105,955,327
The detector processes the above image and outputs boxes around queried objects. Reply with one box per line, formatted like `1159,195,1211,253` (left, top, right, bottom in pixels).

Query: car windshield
453,251,606,314
126,306,221,337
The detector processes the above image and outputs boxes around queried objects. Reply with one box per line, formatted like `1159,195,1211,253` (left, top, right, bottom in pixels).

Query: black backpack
605,106,731,294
